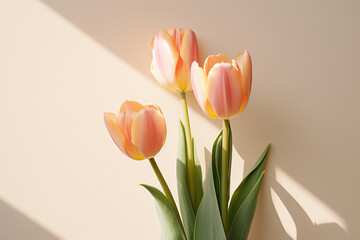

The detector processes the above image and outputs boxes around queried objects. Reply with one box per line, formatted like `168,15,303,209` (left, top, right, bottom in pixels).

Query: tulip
104,100,183,228
151,28,201,92
191,51,252,119
104,100,166,160
151,28,202,211
191,51,252,232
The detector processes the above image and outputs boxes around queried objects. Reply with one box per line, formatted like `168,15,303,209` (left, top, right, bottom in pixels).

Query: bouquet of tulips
104,28,270,240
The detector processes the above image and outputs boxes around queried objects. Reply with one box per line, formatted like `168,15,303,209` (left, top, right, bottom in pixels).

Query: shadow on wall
0,198,61,240
38,0,360,239
204,146,347,240
259,158,347,240
270,180,346,240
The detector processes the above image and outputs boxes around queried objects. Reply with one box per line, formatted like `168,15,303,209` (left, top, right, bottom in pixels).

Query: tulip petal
104,112,126,153
204,100,218,119
118,100,144,140
191,62,208,111
238,94,249,115
232,59,240,72
131,108,167,159
104,112,145,160
207,63,243,119
180,29,201,71
117,101,146,160
120,100,144,113
235,50,252,100
191,62,218,118
167,28,185,51
151,30,180,90
150,36,155,48
175,57,190,91
204,54,232,75
145,104,162,112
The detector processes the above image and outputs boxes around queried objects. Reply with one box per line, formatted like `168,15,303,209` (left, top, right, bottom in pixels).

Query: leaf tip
266,143,271,151
140,183,150,190
179,119,184,127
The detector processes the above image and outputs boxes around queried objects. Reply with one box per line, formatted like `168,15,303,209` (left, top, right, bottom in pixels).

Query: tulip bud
191,51,252,119
104,101,167,160
151,28,201,92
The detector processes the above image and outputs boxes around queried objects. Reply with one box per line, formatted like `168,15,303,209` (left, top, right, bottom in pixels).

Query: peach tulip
191,51,252,119
104,101,167,160
151,28,201,92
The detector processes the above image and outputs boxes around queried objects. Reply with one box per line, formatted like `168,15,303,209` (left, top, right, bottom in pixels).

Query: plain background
1,0,359,239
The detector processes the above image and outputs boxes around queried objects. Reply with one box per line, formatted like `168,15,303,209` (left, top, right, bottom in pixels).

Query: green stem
221,119,230,234
148,158,184,232
180,91,196,210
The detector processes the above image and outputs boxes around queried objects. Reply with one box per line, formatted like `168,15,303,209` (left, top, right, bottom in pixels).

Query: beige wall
1,0,359,239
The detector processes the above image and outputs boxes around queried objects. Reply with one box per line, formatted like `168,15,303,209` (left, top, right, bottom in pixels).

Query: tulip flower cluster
104,28,270,240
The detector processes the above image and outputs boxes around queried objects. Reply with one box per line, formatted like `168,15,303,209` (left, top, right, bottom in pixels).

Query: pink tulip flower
151,28,201,92
104,101,167,160
191,51,252,119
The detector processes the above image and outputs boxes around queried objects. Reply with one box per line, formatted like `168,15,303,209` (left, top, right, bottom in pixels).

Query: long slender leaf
228,143,271,240
212,131,222,208
193,138,204,212
251,143,271,172
141,184,186,240
228,172,265,240
212,124,232,210
228,143,270,226
177,121,195,240
194,142,226,240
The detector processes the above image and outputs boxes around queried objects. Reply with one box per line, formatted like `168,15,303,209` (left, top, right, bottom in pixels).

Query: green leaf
228,172,265,240
212,124,232,210
251,143,271,172
229,143,270,226
141,184,186,240
194,142,227,240
212,131,222,206
228,143,271,240
193,138,204,212
177,121,195,240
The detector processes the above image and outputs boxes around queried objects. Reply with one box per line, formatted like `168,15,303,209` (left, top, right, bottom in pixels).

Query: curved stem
221,119,230,234
180,91,196,210
148,158,184,232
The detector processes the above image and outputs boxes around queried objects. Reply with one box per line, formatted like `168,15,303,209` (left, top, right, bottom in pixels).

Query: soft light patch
275,167,347,231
